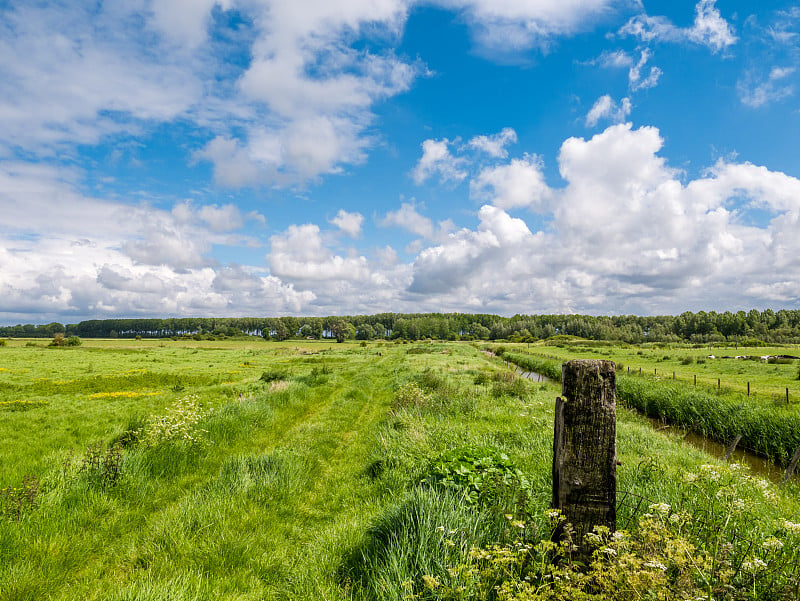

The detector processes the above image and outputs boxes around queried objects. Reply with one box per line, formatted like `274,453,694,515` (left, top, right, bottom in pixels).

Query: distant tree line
3,309,800,344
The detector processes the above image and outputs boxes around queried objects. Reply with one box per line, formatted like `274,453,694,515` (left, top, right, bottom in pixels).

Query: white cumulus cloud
468,128,518,158
470,155,551,210
406,123,800,314
379,202,435,239
330,209,365,238
411,138,468,185
585,95,632,127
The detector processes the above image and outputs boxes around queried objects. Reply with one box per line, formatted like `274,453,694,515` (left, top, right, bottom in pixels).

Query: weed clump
392,382,430,409
0,474,40,520
77,442,124,488
341,486,497,599
491,372,529,399
422,445,530,510
473,371,491,386
260,368,289,383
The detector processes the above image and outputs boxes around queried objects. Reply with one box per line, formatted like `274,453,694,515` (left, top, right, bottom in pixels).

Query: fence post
747,382,750,396
553,360,617,563
781,445,800,488
787,388,790,405
694,374,697,386
724,434,742,460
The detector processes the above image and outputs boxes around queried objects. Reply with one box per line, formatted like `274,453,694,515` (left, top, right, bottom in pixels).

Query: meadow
2,338,800,600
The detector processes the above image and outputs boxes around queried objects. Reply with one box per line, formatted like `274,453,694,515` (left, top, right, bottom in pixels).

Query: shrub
491,373,529,399
416,369,448,392
0,338,6,347
473,371,491,386
48,333,81,347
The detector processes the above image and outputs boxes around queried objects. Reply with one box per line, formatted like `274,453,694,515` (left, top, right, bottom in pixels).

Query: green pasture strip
512,340,800,404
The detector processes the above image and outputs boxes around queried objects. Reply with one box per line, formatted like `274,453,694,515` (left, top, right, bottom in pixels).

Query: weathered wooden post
724,434,743,460
782,445,800,489
553,360,617,563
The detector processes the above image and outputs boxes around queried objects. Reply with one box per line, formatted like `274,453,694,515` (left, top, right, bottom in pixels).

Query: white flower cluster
762,537,783,552
741,557,768,573
648,502,671,516
699,464,722,482
142,395,208,447
779,519,800,535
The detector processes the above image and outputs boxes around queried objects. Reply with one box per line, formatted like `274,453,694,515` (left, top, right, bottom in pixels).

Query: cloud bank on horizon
1,0,799,324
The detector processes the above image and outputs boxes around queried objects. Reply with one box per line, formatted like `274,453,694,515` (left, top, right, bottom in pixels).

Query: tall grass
341,485,500,600
618,376,800,464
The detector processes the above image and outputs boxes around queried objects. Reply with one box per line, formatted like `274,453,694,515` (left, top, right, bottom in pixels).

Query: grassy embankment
1,338,799,599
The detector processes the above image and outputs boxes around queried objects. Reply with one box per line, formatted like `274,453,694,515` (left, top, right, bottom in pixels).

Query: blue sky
1,0,800,324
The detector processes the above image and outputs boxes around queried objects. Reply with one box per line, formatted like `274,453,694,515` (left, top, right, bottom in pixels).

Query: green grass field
508,340,800,403
2,339,800,600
